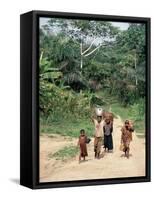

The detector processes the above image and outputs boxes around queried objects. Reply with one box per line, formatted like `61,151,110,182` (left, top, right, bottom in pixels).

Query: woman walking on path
103,118,113,152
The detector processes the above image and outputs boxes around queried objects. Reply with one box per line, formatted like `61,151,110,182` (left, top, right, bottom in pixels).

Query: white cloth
93,119,104,137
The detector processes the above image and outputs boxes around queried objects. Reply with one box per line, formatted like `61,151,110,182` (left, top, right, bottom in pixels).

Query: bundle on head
125,120,134,131
102,111,114,125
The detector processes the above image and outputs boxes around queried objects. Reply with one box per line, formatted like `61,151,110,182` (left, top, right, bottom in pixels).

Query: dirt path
40,116,145,182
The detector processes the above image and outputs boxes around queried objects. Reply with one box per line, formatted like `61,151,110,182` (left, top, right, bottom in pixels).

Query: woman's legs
104,135,113,152
126,145,130,158
124,143,130,158
96,138,102,158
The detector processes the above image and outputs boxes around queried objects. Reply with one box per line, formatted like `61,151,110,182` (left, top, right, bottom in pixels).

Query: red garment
78,135,88,157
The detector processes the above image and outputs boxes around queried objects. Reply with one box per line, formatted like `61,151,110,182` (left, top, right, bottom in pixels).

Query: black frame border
20,10,151,189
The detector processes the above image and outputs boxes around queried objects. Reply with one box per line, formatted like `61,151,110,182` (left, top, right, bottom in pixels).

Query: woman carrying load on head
91,115,104,159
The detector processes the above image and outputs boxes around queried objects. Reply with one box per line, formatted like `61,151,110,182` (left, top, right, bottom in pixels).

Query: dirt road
40,116,145,182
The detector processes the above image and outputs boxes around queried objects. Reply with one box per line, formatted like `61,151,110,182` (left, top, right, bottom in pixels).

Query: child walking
121,120,134,158
77,129,88,163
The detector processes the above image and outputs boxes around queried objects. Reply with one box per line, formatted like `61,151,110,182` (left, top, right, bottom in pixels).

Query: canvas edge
20,10,151,189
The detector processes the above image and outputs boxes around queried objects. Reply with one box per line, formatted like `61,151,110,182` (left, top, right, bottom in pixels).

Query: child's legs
123,143,127,154
126,144,130,157
97,152,100,158
79,153,81,161
124,142,130,158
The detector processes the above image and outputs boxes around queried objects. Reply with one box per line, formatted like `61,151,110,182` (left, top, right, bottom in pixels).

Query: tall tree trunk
80,42,83,71
80,55,83,70
134,50,138,86
40,50,44,63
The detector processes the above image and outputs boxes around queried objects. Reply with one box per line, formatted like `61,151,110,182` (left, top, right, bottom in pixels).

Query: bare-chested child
121,120,134,158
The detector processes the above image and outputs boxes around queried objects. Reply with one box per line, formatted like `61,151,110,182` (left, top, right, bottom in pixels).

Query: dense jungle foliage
39,18,146,134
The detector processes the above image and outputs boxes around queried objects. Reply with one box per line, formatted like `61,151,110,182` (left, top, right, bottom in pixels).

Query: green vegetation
111,102,145,134
49,145,79,161
39,18,146,137
40,118,94,138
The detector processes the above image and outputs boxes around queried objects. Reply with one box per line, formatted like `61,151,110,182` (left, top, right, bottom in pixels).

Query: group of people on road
77,112,134,163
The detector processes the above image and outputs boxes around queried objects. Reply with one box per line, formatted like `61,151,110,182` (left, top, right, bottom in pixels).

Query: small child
77,129,88,163
121,120,134,158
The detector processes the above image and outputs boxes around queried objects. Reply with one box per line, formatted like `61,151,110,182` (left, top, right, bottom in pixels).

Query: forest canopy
39,18,146,131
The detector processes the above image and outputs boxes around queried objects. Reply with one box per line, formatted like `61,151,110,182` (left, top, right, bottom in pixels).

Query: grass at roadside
40,118,94,138
48,145,79,161
111,103,145,135
40,103,145,138
95,91,145,135
40,91,145,137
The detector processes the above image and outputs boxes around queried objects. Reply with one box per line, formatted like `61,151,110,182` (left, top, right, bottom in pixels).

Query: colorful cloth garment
103,124,113,150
